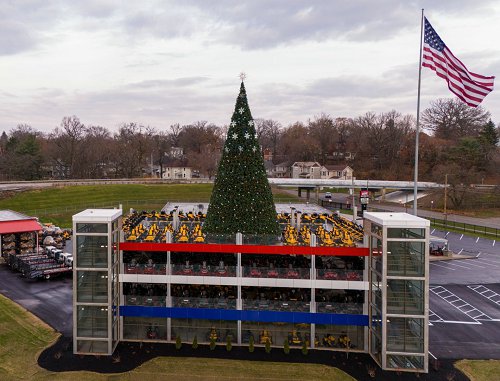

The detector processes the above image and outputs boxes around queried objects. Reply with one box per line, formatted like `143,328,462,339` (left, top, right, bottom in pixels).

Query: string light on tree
204,77,279,236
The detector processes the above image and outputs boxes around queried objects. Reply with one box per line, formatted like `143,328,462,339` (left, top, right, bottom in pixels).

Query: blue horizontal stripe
119,306,368,326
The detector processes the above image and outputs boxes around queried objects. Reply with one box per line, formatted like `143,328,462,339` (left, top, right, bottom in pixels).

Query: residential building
162,166,192,180
291,162,323,179
324,165,354,180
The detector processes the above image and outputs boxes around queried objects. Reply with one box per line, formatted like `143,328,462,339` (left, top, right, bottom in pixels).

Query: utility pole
351,176,356,222
444,174,448,226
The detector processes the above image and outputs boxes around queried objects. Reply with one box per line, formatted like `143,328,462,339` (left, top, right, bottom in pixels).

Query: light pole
443,174,448,227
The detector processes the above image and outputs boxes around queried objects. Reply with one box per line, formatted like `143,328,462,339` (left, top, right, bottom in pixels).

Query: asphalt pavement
0,262,73,335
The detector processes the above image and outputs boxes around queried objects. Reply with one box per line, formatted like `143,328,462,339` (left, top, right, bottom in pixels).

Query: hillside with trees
1,98,498,188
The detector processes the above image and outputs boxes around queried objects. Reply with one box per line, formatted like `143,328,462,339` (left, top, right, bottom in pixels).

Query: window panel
76,235,108,268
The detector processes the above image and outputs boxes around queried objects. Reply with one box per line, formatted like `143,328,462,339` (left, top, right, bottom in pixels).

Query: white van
45,246,57,257
52,249,64,262
64,256,73,268
59,252,72,265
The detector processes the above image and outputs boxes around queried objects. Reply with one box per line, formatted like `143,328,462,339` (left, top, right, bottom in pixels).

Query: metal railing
429,217,500,239
242,299,310,312
172,297,237,309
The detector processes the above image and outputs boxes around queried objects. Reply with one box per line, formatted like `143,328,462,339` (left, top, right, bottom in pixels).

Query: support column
236,232,242,345
167,230,172,341
315,187,320,204
310,234,316,349
167,282,172,341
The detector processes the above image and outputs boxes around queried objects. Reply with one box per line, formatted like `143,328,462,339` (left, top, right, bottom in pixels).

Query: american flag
422,17,495,107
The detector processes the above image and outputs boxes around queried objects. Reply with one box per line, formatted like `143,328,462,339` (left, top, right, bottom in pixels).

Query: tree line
0,98,498,185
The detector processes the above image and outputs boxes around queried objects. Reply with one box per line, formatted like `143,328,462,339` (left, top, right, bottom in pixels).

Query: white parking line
458,261,486,268
430,262,456,270
468,285,500,307
473,259,500,268
428,309,444,323
430,286,492,322
434,262,473,270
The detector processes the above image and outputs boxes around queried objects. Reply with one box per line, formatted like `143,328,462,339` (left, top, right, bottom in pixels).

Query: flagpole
413,9,424,215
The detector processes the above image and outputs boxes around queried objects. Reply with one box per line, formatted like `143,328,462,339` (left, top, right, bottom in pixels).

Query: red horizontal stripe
423,45,494,88
443,47,495,84
423,62,480,106
120,242,369,257
442,49,494,91
423,49,492,94
423,54,492,105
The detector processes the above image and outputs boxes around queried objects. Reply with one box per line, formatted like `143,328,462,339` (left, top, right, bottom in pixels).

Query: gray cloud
125,77,210,89
3,0,498,55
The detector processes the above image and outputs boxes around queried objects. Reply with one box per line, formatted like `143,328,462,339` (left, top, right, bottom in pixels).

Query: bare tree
307,114,337,164
278,122,319,162
82,125,113,178
112,123,154,178
254,119,282,161
421,98,490,140
49,116,86,178
168,123,182,146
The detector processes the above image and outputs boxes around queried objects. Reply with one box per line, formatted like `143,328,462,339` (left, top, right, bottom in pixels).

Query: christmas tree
204,79,279,236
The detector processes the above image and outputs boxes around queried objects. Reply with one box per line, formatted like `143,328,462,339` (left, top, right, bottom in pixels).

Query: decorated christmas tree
204,78,279,236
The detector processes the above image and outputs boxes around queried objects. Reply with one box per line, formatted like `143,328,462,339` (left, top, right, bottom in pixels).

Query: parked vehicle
64,256,73,268
52,249,64,262
44,246,57,257
325,192,332,199
58,252,72,264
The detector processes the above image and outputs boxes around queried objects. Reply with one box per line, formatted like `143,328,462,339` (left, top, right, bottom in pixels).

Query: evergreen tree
479,120,499,147
204,80,279,236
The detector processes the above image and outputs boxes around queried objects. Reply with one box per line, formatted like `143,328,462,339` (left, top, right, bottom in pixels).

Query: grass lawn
455,359,500,381
0,184,298,228
0,294,353,381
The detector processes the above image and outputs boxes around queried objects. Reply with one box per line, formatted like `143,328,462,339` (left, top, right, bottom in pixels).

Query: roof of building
324,164,352,171
0,210,33,222
363,212,430,227
263,160,275,170
292,161,321,167
0,210,42,234
73,209,123,223
275,161,292,168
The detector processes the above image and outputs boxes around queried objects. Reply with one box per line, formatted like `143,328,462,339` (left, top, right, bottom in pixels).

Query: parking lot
428,229,500,359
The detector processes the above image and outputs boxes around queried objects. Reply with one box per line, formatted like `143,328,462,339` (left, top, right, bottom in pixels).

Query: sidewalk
371,201,500,229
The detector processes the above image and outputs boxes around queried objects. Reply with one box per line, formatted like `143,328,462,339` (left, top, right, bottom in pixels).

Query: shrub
265,338,271,354
226,335,232,352
249,335,254,353
210,337,216,351
175,336,182,350
301,340,308,356
283,339,290,355
192,336,198,349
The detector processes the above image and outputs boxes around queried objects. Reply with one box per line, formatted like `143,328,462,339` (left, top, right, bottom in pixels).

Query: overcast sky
1,0,499,133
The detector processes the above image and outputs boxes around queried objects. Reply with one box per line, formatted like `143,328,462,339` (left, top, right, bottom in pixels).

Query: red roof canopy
0,219,42,234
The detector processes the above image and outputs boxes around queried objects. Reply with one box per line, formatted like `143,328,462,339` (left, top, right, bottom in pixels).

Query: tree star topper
239,72,247,82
